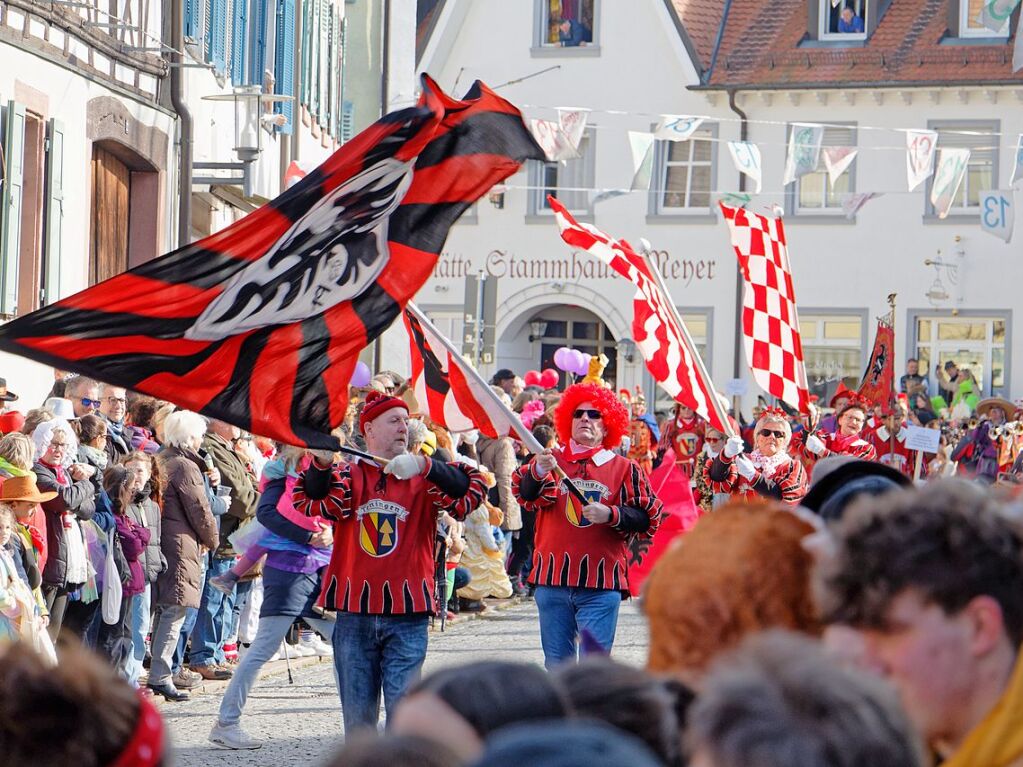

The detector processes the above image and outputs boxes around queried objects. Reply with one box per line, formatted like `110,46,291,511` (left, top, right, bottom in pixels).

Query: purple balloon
565,349,582,374
578,353,593,375
351,361,372,387
553,346,571,371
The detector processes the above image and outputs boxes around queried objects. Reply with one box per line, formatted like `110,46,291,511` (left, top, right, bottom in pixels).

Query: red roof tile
667,0,1022,88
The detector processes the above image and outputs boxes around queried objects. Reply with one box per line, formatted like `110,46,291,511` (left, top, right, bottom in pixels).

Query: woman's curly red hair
554,383,629,450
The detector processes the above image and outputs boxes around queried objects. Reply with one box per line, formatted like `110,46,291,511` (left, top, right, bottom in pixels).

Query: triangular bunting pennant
530,118,578,161
628,131,656,191
930,148,971,219
906,129,938,192
557,108,589,153
726,141,763,194
783,124,824,186
654,115,704,142
822,147,858,190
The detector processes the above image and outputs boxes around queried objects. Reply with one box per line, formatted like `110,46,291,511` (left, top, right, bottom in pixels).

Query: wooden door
89,145,130,285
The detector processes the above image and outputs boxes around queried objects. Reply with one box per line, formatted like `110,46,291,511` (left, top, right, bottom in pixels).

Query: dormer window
957,0,1012,38
820,0,867,40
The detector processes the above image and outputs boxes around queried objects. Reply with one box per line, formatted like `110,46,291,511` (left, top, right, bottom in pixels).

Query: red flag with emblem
0,75,543,449
858,315,895,410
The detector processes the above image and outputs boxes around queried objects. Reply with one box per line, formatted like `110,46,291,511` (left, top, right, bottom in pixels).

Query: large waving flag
549,197,731,435
719,203,811,414
0,75,543,449
404,304,515,439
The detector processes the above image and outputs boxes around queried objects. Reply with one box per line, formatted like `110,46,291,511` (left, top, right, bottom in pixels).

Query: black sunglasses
759,429,786,439
573,409,602,420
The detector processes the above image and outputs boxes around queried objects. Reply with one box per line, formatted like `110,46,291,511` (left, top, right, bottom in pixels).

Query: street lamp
616,337,636,363
528,319,548,343
195,87,294,196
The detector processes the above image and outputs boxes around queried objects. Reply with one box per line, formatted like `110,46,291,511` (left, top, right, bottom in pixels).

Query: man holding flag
512,383,661,668
293,391,487,730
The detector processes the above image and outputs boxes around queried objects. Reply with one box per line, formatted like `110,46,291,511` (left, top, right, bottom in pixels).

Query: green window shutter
318,0,329,126
43,118,64,306
341,100,354,143
1,101,26,316
300,0,312,108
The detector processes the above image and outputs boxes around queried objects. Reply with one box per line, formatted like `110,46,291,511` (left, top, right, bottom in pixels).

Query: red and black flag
404,305,515,439
0,75,543,449
858,313,895,411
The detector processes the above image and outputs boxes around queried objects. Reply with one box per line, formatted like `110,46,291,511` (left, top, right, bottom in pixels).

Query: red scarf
829,431,864,453
567,440,602,463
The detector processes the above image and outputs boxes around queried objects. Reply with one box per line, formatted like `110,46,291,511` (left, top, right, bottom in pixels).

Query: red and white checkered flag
550,197,731,434
719,203,811,414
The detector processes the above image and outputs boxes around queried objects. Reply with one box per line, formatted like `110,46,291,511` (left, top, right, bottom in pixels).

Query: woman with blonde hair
705,410,807,505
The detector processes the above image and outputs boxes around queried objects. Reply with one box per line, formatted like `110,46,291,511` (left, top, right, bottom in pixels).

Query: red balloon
523,370,542,386
540,368,560,389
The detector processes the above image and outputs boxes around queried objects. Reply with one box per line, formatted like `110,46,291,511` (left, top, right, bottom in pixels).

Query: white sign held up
905,425,941,454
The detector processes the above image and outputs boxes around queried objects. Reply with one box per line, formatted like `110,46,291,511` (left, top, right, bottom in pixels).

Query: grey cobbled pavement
165,599,648,766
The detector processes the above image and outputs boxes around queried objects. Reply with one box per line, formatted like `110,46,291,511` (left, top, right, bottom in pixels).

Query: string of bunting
523,110,1022,241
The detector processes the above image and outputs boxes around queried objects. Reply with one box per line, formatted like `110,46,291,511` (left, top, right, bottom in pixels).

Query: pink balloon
351,361,372,387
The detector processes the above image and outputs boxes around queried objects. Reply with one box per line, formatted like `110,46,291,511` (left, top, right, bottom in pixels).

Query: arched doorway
533,306,619,389
89,139,160,285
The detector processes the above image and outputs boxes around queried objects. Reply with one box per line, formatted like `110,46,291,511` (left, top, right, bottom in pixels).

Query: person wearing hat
951,397,1015,483
294,390,488,730
657,404,706,485
2,473,58,621
818,383,854,435
867,399,920,478
0,377,18,413
801,398,878,468
512,383,663,668
626,389,659,475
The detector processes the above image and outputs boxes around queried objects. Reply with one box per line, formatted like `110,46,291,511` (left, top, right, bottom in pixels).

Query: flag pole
406,303,590,504
888,293,898,462
637,247,737,438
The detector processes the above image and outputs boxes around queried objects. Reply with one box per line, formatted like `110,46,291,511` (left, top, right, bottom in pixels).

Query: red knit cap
359,390,409,434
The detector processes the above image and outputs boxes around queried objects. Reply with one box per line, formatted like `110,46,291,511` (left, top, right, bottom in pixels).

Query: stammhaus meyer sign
433,250,719,287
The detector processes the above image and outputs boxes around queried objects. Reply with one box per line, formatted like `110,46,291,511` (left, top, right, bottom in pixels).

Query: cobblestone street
166,600,648,766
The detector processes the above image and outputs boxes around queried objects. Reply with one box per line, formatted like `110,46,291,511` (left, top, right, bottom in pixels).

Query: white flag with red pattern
549,196,730,434
719,203,811,414
404,306,515,439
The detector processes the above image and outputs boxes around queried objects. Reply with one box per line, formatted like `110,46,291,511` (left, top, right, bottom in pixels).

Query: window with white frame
820,0,867,39
799,313,865,404
959,0,1013,37
794,123,856,214
536,0,595,47
655,128,715,213
529,130,595,215
926,121,998,216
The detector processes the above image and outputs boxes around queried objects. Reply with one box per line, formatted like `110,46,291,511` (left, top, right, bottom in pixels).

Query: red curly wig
554,383,629,450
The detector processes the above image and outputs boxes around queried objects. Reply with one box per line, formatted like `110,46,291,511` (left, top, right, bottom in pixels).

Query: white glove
383,452,425,480
735,455,757,480
723,436,745,459
806,434,826,456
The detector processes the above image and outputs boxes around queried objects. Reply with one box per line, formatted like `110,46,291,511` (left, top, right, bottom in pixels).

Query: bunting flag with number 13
979,191,1015,243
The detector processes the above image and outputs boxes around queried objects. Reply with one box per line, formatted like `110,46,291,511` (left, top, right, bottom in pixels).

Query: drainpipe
727,88,747,382
170,0,192,248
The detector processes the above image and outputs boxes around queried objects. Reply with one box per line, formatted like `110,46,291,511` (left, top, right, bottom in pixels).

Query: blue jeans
332,612,429,731
218,614,336,727
125,585,151,686
190,555,237,667
534,586,622,669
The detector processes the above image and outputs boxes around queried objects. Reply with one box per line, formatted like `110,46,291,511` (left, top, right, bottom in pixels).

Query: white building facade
416,0,1022,415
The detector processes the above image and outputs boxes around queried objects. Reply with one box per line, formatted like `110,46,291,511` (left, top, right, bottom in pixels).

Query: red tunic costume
869,424,921,477
797,431,878,466
708,451,808,505
659,415,705,480
512,447,661,593
627,418,656,474
293,457,486,615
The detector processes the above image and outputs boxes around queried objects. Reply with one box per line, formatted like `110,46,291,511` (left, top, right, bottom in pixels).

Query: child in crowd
0,503,50,658
209,446,332,597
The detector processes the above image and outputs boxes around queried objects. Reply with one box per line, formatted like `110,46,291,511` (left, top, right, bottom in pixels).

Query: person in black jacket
32,420,97,642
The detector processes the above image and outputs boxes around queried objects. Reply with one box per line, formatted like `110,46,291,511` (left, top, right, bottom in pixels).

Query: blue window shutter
341,100,354,143
0,101,25,316
300,0,312,108
210,0,228,74
231,0,248,84
184,0,200,39
274,0,296,134
249,0,268,85
43,118,64,306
